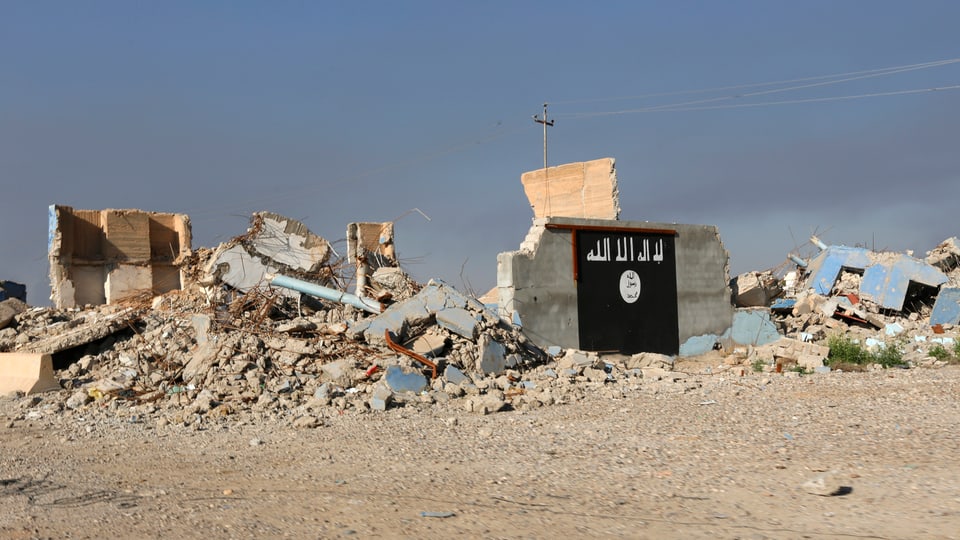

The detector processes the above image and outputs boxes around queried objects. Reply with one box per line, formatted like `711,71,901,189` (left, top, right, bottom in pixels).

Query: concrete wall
48,205,192,308
498,216,734,354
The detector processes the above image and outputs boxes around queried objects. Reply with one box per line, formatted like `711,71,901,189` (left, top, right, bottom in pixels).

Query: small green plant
953,340,960,358
752,357,765,373
826,334,869,366
929,343,951,361
873,342,906,368
826,333,906,369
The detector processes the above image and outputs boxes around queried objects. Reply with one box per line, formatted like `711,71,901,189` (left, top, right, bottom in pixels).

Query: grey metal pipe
266,273,382,314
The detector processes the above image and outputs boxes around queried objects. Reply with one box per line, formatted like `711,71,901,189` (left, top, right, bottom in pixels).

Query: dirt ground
2,363,959,540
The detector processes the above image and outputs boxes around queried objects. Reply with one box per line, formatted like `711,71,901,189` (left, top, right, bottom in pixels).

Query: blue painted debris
802,241,946,311
770,298,796,312
679,334,720,357
384,365,427,393
931,287,960,326
728,309,780,347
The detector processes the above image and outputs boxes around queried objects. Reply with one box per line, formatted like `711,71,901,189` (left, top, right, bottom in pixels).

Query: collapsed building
1,160,958,425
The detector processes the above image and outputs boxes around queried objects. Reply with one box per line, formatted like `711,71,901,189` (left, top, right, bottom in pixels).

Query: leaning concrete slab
205,213,331,297
521,158,620,220
48,205,192,308
0,353,60,394
931,287,960,326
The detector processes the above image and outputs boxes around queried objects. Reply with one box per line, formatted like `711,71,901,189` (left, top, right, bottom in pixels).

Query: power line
560,85,960,118
549,56,960,106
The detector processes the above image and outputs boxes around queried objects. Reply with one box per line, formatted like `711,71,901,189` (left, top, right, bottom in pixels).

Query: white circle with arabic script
619,270,641,303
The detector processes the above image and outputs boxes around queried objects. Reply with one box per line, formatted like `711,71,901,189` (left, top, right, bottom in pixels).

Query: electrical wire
559,85,960,118
549,56,960,106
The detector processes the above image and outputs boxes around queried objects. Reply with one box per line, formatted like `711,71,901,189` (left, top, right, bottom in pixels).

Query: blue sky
2,1,959,305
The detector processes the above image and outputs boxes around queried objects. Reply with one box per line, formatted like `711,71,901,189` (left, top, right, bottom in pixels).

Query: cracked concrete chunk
436,307,479,340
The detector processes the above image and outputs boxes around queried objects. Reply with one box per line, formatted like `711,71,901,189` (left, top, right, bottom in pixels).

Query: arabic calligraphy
586,236,666,263
619,269,640,303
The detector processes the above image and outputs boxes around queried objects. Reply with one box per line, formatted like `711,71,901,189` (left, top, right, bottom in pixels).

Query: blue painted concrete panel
807,247,871,295
729,309,781,347
679,334,719,357
862,258,946,310
931,287,960,326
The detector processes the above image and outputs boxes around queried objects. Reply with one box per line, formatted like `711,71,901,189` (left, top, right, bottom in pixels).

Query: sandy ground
2,364,959,539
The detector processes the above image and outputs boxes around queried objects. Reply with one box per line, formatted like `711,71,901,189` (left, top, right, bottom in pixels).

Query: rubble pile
4,210,960,429
726,236,960,372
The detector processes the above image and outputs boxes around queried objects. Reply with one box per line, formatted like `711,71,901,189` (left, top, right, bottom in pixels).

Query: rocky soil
2,361,959,539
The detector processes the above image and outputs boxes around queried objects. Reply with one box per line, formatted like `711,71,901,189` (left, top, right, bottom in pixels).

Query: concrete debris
6,168,960,432
0,298,28,330
925,237,960,273
801,471,848,497
347,222,398,297
730,271,782,307
204,212,332,297
803,238,946,311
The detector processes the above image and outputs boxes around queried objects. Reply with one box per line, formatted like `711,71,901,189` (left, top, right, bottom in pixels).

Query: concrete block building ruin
48,205,192,308
497,158,736,356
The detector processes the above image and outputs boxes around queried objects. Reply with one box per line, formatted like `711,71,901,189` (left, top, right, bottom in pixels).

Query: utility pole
532,102,554,169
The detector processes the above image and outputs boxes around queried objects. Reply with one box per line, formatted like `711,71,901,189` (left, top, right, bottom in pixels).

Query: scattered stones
801,471,848,496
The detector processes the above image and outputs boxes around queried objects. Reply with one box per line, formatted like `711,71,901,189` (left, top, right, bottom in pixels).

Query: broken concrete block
249,212,331,273
730,271,782,307
926,237,960,272
191,314,212,345
207,244,278,294
384,365,427,393
768,337,829,370
320,359,355,388
436,307,479,340
801,471,846,496
443,365,470,385
182,341,222,384
626,352,674,370
369,384,393,411
476,335,507,375
205,212,331,297
520,157,620,220
465,394,507,415
0,298,27,330
0,353,61,394
557,350,598,370
412,333,446,357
